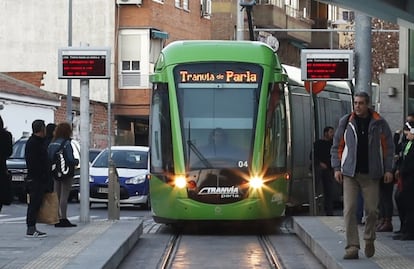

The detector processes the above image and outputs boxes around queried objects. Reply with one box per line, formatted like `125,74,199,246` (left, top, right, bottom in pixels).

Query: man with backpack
48,122,79,228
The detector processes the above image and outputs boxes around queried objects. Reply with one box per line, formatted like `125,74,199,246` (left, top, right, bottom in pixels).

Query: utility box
378,73,405,133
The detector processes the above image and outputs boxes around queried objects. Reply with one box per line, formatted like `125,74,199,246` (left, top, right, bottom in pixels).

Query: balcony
118,72,150,89
253,4,313,44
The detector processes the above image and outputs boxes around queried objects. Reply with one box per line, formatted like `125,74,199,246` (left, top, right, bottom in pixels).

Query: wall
55,97,115,149
0,0,115,103
0,96,56,142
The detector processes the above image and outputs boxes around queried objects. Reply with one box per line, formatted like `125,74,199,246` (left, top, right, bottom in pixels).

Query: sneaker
365,241,375,258
343,246,359,259
26,230,47,238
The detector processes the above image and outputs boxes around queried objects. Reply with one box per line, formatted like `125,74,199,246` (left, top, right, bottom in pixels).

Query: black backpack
51,140,74,180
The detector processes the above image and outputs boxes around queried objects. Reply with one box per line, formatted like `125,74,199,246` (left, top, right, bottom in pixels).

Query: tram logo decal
198,186,240,198
179,70,257,83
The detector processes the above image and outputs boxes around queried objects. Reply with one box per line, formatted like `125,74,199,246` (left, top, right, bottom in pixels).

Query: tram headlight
174,175,187,189
249,176,263,189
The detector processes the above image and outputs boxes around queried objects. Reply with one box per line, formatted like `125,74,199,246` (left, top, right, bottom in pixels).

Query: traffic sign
304,80,327,94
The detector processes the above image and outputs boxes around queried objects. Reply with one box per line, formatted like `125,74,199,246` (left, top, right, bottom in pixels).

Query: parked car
6,136,29,202
69,148,102,202
7,136,81,203
89,146,150,209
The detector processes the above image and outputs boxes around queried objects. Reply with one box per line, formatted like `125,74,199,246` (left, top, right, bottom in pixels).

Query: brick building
114,1,211,146
0,72,112,148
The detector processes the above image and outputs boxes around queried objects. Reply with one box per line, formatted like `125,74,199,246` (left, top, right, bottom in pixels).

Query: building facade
0,72,112,148
114,0,211,145
211,0,340,66
0,0,211,146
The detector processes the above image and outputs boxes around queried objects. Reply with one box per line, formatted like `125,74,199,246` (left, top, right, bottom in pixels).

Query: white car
88,146,150,209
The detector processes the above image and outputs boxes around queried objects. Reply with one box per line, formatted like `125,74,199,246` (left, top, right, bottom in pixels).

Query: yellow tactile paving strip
319,217,414,269
21,221,112,269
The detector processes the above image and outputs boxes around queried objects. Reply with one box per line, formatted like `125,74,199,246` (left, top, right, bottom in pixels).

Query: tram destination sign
301,49,353,81
58,47,111,79
174,63,262,84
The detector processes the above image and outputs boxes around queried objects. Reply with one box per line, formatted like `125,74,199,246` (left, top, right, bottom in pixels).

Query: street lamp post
67,0,73,124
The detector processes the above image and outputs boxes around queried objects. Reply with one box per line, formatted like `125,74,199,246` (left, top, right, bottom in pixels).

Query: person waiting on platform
393,121,414,241
313,126,335,216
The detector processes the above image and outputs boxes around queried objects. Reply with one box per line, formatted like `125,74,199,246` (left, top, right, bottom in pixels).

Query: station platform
293,216,414,269
0,219,142,269
2,213,413,269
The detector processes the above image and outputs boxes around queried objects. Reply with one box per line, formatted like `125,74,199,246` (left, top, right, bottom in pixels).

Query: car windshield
10,139,27,159
89,150,101,163
92,149,148,169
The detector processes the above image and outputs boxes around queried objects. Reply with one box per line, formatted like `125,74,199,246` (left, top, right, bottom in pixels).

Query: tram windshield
175,63,261,169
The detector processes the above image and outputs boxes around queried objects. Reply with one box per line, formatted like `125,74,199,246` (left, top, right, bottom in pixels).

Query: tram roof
157,40,283,68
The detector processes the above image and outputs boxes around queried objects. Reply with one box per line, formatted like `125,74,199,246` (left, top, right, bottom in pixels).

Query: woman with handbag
0,115,13,212
48,122,79,227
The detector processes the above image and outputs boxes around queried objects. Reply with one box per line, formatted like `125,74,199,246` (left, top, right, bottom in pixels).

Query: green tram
149,40,289,224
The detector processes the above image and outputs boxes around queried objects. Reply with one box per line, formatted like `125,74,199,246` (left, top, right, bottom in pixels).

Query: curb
64,219,143,269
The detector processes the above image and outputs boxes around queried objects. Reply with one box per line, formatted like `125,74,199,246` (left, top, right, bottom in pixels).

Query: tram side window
264,83,287,171
150,83,173,174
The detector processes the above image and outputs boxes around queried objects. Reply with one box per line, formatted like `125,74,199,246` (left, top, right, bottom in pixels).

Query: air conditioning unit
117,0,142,5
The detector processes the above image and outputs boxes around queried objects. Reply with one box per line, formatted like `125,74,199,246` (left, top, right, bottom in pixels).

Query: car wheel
142,196,151,210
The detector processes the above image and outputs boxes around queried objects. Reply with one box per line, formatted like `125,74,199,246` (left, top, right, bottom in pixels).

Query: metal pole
246,7,254,41
254,28,398,33
330,31,333,49
236,0,244,40
66,0,73,123
354,13,372,97
108,79,112,151
79,79,90,223
309,83,317,216
107,78,112,159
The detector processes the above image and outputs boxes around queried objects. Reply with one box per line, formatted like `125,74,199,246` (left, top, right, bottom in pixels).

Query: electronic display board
174,63,262,84
301,49,353,81
58,47,111,79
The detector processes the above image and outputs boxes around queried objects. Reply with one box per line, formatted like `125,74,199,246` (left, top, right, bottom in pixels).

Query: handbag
0,172,13,205
37,192,59,224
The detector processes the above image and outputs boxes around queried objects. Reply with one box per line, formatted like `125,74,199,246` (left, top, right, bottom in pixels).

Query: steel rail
258,235,285,269
158,233,181,269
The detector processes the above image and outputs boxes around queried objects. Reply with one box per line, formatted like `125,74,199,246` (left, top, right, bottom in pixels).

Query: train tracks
158,233,284,269
159,234,181,269
258,235,284,269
